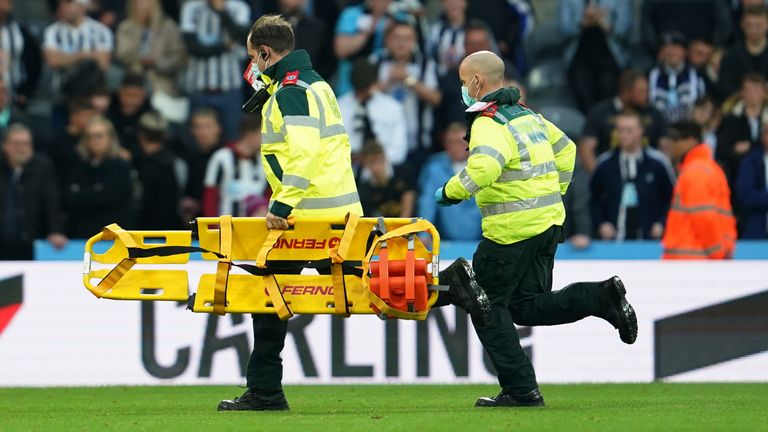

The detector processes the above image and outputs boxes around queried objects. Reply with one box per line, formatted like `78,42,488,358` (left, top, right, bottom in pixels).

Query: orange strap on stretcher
212,215,233,315
90,224,140,297
328,213,360,316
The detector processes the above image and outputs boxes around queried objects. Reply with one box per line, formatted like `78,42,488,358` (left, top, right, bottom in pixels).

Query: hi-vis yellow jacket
444,87,576,245
258,50,362,218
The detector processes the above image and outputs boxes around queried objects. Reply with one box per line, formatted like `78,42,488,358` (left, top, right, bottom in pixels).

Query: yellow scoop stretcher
82,213,443,321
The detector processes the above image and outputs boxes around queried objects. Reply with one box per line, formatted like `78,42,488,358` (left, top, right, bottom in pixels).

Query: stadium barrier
1,259,766,386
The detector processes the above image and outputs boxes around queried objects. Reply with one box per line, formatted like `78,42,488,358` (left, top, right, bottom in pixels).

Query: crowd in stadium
1,0,768,260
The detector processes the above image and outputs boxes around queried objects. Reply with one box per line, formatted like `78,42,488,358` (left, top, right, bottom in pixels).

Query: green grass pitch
1,384,767,431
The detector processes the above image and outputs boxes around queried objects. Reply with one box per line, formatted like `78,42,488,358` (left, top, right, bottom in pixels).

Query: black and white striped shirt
180,0,250,92
0,20,26,97
43,16,113,55
428,17,465,78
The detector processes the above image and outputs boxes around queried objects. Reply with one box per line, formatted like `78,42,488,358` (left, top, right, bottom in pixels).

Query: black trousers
246,261,329,391
471,226,604,393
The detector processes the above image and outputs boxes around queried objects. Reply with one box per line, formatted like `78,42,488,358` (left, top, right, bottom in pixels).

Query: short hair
465,18,493,36
445,122,467,134
743,5,768,19
668,120,702,141
742,72,766,87
69,97,95,114
615,108,643,128
191,107,220,123
3,123,32,143
350,59,378,91
694,95,715,108
385,20,415,39
121,72,147,89
139,110,168,142
248,14,294,54
361,139,385,157
618,70,646,94
239,113,262,136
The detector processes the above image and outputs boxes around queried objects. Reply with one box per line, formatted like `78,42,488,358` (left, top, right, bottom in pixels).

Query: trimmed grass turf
1,384,767,431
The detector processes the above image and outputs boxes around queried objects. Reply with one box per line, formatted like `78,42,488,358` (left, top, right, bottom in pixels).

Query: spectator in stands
136,110,180,229
640,0,732,52
0,124,67,260
180,108,223,222
89,85,111,115
691,95,721,153
107,73,152,161
338,59,407,167
649,32,706,123
334,0,396,96
278,0,335,80
662,120,736,259
718,6,768,100
579,70,668,172
202,114,268,217
115,0,186,96
0,0,42,108
64,116,135,238
417,122,482,241
687,38,717,97
43,0,113,74
375,20,441,171
0,78,29,139
358,139,415,217
563,165,592,249
429,0,467,81
717,73,768,184
46,98,98,185
735,123,768,238
730,0,767,42
466,0,533,75
590,109,675,241
559,0,633,114
180,0,250,141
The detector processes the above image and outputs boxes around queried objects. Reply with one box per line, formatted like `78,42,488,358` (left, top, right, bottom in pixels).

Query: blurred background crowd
1,0,768,260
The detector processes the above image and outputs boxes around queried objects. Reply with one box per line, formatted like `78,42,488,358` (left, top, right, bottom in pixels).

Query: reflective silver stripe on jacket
470,145,506,168
296,191,360,209
480,191,562,218
559,171,573,183
282,174,311,190
459,168,481,194
296,80,347,139
497,160,557,182
663,244,721,257
552,136,571,154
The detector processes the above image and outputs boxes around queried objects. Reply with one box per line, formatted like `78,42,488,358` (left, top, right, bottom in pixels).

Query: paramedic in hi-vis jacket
218,15,490,412
434,51,639,408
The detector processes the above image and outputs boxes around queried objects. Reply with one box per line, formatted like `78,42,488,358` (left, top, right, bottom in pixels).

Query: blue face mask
461,76,478,107
251,61,261,77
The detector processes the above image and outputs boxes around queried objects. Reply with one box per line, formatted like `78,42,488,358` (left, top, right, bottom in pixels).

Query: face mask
461,76,478,107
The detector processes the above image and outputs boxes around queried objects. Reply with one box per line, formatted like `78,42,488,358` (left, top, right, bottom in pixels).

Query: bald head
459,51,505,102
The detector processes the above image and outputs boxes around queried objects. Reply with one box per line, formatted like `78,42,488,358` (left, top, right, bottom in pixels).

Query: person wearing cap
662,120,736,259
217,14,490,412
648,31,706,123
135,110,180,230
434,50,638,407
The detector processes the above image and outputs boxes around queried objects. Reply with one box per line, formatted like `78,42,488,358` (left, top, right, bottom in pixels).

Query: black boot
476,388,545,407
438,257,491,327
217,388,290,411
600,276,638,344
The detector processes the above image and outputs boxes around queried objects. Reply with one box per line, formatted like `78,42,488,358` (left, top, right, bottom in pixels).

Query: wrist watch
404,76,418,88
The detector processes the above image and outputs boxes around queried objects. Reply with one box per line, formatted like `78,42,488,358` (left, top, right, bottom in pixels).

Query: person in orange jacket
662,120,737,259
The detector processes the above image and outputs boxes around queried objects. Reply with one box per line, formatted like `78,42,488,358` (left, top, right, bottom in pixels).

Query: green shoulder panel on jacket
276,86,310,117
490,104,531,125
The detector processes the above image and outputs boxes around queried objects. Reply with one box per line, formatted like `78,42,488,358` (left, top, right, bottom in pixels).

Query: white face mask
461,76,479,107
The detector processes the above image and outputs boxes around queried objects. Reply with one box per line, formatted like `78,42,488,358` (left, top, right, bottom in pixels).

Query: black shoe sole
217,401,290,411
606,276,638,345
444,258,491,328
475,398,546,408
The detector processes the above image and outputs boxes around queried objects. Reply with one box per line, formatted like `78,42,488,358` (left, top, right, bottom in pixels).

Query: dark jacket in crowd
715,103,768,183
64,157,134,238
590,148,675,239
718,44,768,100
288,12,335,81
184,144,220,203
107,96,152,161
45,130,81,187
735,149,768,239
641,0,732,51
0,155,63,259
137,148,180,230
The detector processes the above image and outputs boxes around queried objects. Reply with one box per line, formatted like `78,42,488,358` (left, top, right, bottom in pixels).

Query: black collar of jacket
464,86,522,142
261,49,314,83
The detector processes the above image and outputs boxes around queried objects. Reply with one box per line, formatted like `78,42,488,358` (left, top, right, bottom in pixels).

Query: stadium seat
527,58,568,91
526,20,566,66
537,105,585,139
